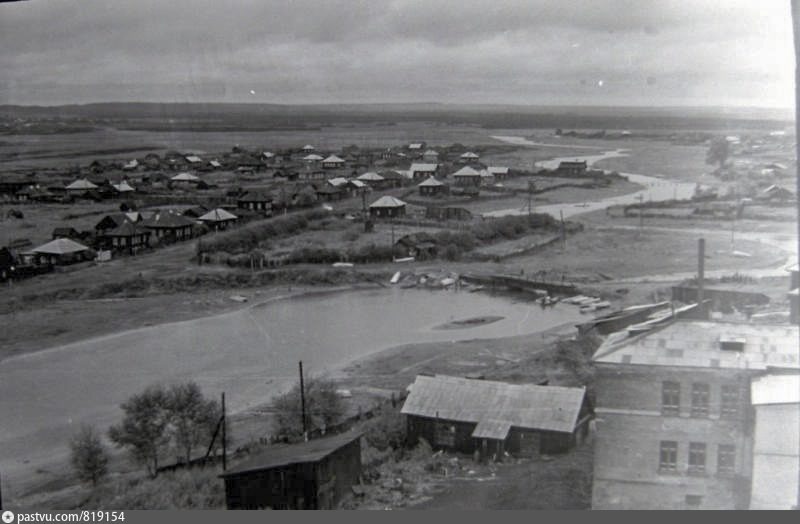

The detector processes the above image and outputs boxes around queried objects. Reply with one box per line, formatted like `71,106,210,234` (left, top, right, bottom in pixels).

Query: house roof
410,163,438,172
453,166,481,177
408,143,423,149
487,166,509,175
350,180,367,189
401,374,586,435
303,154,324,161
199,208,238,222
171,172,200,182
460,151,479,158
66,178,98,190
423,149,439,156
141,211,196,229
262,152,275,158
220,431,362,478
328,177,349,187
185,155,203,163
370,195,406,208
592,320,799,371
209,160,222,168
751,374,800,405
238,191,273,202
418,176,444,187
105,221,151,237
357,172,385,181
112,181,135,192
302,144,315,150
32,237,90,255
322,155,344,163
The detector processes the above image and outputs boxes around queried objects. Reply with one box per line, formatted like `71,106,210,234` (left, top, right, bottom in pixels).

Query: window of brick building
688,442,707,474
659,441,678,472
662,381,680,416
691,383,710,417
720,385,739,419
718,444,735,475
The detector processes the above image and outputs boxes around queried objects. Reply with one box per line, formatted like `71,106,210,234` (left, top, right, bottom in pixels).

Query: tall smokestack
698,238,706,319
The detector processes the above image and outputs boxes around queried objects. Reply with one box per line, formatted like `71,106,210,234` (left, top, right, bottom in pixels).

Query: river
485,136,697,219
0,287,581,488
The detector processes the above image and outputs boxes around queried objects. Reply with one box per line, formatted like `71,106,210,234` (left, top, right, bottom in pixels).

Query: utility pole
790,0,800,506
221,392,227,471
527,180,534,215
299,361,308,441
638,193,644,238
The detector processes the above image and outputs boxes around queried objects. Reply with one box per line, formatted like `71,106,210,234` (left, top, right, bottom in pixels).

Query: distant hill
0,102,792,132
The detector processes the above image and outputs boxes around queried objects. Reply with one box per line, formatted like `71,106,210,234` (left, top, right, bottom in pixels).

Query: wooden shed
220,432,362,510
402,375,592,460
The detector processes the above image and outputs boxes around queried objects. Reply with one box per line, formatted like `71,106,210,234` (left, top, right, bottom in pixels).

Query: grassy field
0,202,121,247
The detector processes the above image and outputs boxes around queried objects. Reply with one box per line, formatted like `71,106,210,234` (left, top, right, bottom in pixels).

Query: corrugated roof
751,374,800,405
593,320,799,371
453,166,480,177
220,432,361,478
370,195,406,208
32,237,90,255
401,374,586,434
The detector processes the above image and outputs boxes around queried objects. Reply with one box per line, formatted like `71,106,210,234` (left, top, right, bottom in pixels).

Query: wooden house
65,178,99,195
315,184,347,202
409,163,439,181
102,221,152,254
487,166,510,180
141,211,195,242
557,161,588,176
369,196,406,219
237,191,273,215
452,166,482,187
198,208,238,230
402,375,591,460
28,238,92,266
422,149,439,163
395,232,438,259
220,432,362,510
51,227,81,241
95,212,142,233
321,155,345,170
418,176,448,197
356,172,386,189
459,151,480,164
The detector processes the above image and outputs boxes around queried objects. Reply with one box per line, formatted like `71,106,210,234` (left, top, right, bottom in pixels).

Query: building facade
591,321,799,510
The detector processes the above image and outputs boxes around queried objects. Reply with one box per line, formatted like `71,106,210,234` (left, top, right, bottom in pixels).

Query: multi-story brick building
591,320,799,510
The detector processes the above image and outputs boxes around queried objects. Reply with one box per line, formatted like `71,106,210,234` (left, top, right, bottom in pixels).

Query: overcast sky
0,0,795,107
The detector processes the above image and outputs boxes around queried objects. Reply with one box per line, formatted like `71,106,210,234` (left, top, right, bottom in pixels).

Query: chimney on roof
697,238,708,320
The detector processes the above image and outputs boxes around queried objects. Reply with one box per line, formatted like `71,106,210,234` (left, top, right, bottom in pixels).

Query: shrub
362,406,406,451
271,377,344,438
70,425,109,486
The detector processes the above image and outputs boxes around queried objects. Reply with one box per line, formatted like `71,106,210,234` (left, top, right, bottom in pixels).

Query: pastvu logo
1,510,14,524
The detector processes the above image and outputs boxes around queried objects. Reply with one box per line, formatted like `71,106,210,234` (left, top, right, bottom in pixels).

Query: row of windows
661,381,739,418
659,441,736,475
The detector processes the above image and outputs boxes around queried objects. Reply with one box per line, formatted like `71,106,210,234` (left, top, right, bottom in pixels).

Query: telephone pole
221,392,227,471
299,361,308,440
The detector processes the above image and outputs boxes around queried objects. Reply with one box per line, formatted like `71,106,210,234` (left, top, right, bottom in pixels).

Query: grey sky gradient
0,0,794,107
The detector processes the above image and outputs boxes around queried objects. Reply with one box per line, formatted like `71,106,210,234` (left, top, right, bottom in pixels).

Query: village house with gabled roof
101,220,152,255
141,210,195,242
369,195,406,218
198,208,238,230
237,191,273,215
402,374,592,460
409,163,439,181
452,166,482,187
417,176,448,197
321,155,345,169
591,320,799,510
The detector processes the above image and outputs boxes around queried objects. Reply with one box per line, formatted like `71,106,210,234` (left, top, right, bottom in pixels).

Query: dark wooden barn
220,432,362,510
402,375,592,460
